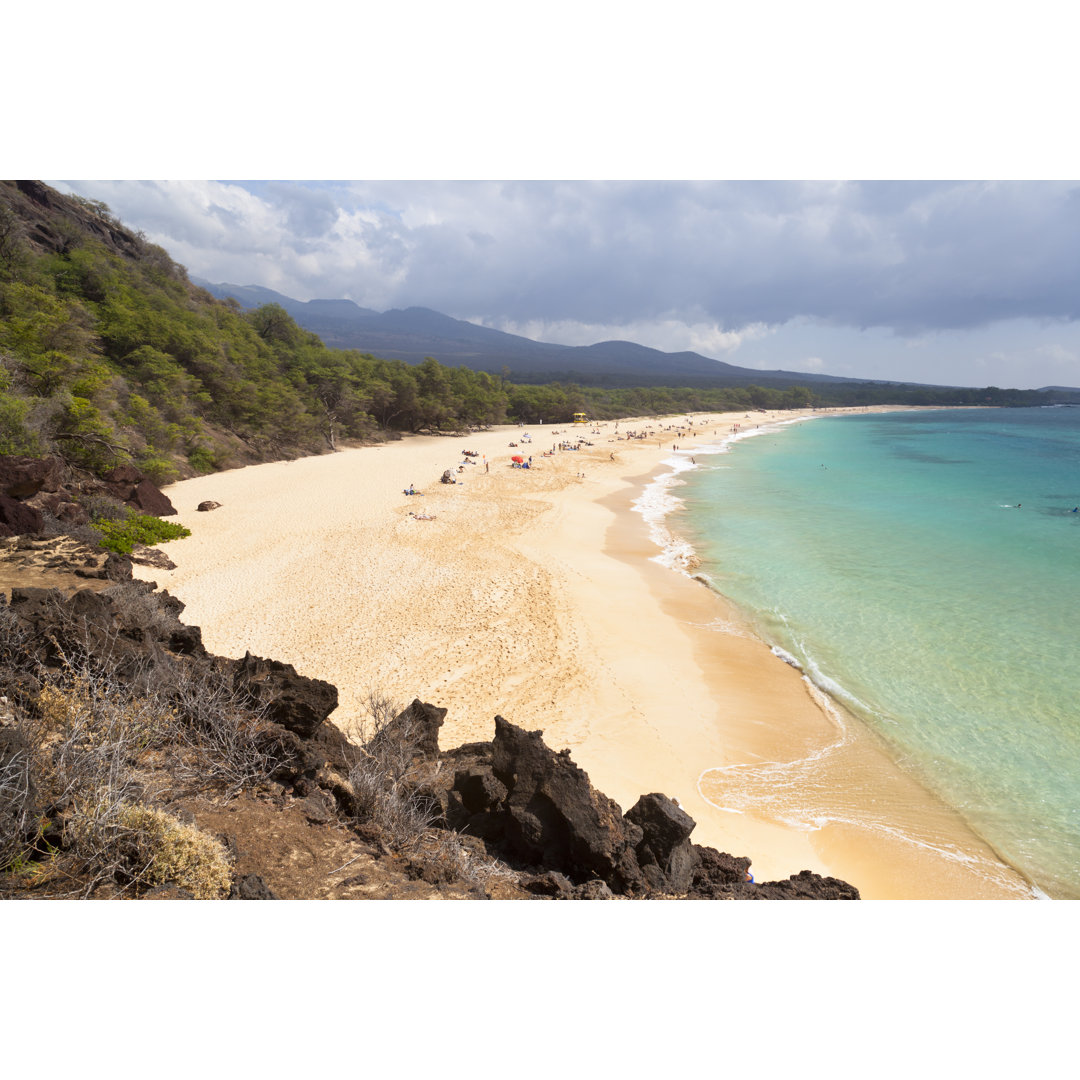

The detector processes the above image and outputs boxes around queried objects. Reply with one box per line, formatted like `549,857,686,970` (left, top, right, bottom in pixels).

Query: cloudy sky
22,2,1079,392
51,179,1080,389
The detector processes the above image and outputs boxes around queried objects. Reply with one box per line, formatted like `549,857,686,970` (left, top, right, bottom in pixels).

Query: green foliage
92,510,191,555
186,445,218,474
134,453,181,486
0,391,42,455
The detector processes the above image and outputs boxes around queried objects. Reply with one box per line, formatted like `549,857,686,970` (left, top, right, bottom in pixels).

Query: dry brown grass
112,805,232,899
348,690,442,851
0,596,277,894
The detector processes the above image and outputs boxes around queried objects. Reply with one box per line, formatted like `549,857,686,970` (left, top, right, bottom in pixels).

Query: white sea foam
696,756,1034,895
632,417,813,574
771,612,889,729
771,644,802,668
631,453,701,572
688,615,753,638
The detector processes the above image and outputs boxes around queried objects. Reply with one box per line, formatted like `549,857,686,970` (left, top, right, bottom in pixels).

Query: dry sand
134,409,1034,899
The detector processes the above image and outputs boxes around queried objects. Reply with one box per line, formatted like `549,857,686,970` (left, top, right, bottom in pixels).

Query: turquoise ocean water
638,407,1080,898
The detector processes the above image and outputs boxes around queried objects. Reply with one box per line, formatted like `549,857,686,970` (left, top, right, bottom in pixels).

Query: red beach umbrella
511,455,525,462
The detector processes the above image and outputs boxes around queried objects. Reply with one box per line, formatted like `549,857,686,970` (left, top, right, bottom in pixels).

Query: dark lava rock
574,880,614,900
300,789,336,824
370,698,446,764
104,553,134,582
519,870,575,898
229,874,278,900
0,455,63,499
130,546,176,571
626,792,700,893
233,652,338,738
686,846,754,898
0,494,43,538
101,465,177,517
196,501,222,512
747,870,860,900
482,716,647,894
686,846,860,900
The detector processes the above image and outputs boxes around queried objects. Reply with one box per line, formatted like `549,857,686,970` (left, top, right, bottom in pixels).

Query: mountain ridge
193,277,875,389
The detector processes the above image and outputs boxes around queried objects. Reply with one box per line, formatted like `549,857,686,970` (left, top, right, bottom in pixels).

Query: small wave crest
770,612,888,729
632,455,702,573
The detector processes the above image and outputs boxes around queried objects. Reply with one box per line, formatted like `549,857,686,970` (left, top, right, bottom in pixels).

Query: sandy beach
134,409,1034,899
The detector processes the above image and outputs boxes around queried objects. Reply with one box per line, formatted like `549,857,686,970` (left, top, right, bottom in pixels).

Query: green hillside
1,181,1050,485
0,182,518,482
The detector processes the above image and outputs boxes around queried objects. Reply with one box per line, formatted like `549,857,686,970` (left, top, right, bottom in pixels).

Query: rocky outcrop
233,653,339,739
0,566,861,900
0,455,63,500
626,792,700,893
100,465,177,517
0,454,178,541
129,546,176,571
370,698,445,762
0,495,43,538
2,180,147,261
439,721,673,894
438,716,859,898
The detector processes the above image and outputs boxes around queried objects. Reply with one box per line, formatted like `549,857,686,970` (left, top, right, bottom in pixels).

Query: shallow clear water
663,408,1080,898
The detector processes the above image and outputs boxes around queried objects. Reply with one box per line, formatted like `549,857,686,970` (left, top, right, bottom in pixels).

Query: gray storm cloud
56,179,1080,336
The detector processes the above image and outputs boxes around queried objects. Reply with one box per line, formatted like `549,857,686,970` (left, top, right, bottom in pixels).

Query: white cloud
472,316,774,358
54,179,1080,334
45,179,1080,388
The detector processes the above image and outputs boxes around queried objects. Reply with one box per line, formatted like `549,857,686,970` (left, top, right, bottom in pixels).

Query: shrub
0,718,42,874
347,691,442,851
187,446,217,474
80,493,128,523
135,454,180,487
93,510,190,554
112,805,232,899
164,663,283,795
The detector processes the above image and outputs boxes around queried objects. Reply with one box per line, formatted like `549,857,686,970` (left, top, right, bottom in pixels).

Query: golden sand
134,409,1033,899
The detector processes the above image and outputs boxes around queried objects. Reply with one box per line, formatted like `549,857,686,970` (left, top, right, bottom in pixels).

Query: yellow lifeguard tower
572,412,589,425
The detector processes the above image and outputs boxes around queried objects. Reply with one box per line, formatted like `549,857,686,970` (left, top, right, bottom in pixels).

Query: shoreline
614,416,1036,898
133,407,1032,899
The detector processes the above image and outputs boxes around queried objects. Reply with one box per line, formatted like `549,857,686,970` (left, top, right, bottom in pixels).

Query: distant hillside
194,278,876,390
